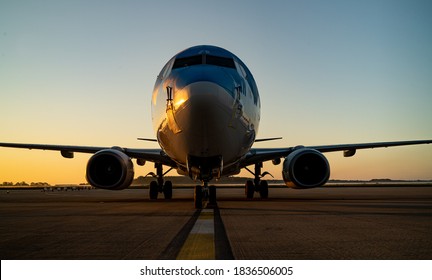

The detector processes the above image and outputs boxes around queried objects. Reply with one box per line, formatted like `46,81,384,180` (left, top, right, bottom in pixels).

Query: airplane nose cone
165,67,238,159
155,65,254,170
175,81,232,136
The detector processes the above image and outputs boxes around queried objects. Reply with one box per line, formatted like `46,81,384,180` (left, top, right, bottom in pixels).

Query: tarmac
1,185,432,259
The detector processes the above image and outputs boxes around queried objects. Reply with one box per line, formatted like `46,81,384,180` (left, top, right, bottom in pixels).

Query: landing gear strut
244,162,270,199
149,163,173,200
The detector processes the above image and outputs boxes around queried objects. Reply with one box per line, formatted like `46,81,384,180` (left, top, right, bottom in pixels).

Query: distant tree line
131,176,283,185
1,181,51,186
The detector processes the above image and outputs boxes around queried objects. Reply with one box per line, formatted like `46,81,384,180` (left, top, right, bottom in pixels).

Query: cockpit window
206,55,235,68
172,54,236,70
172,55,202,69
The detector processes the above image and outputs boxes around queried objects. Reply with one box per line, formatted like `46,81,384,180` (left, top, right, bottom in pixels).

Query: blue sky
1,0,431,183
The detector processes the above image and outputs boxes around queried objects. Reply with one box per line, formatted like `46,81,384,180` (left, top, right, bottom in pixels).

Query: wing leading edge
241,139,432,167
0,142,176,167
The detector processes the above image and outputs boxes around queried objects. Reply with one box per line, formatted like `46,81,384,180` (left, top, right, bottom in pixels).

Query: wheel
194,185,203,209
259,180,269,199
149,181,158,200
203,187,209,200
163,181,173,199
209,186,216,205
245,180,254,199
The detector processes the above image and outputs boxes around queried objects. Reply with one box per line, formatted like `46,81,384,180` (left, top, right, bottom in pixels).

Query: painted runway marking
176,209,215,259
157,210,201,260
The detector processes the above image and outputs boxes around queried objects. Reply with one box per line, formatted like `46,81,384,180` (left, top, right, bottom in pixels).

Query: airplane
1,45,431,208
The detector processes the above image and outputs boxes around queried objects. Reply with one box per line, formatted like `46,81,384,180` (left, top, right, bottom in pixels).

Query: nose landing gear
194,182,217,209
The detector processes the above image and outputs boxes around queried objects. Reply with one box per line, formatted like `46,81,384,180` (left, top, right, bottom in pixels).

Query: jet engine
282,148,330,189
86,149,134,190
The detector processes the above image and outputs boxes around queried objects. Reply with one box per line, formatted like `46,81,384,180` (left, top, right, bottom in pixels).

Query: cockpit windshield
172,55,202,69
206,55,235,68
172,54,236,70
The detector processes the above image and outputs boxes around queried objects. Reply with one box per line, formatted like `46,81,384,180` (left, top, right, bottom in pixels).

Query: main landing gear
147,162,270,208
244,162,271,199
148,163,173,200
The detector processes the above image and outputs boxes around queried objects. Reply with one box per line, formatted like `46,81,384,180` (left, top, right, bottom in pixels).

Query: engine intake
282,148,330,189
86,149,134,190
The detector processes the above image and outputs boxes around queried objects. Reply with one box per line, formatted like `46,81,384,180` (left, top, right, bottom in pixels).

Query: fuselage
151,45,261,181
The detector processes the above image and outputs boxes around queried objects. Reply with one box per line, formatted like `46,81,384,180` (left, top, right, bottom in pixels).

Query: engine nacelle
282,148,330,189
86,149,134,190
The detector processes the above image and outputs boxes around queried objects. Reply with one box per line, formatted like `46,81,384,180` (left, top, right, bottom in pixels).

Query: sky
1,0,431,184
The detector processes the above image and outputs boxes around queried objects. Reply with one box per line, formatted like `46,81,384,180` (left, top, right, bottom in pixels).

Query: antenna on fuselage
166,86,173,102
165,86,182,134
137,138,157,142
254,137,283,142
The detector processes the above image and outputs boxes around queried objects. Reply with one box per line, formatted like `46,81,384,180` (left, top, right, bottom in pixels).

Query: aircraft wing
240,139,432,167
2,139,431,169
0,142,176,167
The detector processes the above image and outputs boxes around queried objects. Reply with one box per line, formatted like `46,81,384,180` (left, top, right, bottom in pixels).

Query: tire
194,185,203,209
209,186,216,205
163,181,173,199
259,180,269,199
245,180,254,199
149,181,158,200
